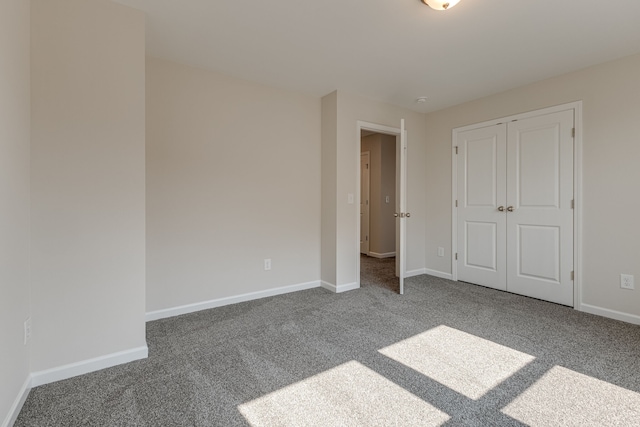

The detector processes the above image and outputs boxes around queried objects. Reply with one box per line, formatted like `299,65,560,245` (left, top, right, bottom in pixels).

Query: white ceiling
113,0,640,113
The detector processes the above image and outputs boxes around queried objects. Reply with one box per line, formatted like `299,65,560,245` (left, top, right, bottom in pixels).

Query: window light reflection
502,365,640,425
238,361,450,426
379,325,535,400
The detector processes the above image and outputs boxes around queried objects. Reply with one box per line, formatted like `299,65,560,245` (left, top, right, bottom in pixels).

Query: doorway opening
358,124,404,294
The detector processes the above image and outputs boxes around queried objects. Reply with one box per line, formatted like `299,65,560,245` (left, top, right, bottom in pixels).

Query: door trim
451,101,583,310
360,151,371,255
356,121,403,291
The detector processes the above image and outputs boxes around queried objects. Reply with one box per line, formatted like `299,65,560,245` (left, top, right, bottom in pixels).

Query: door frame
360,151,371,255
356,120,405,291
451,101,583,310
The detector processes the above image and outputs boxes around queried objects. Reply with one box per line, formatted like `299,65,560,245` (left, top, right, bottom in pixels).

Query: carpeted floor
15,275,640,426
360,254,398,293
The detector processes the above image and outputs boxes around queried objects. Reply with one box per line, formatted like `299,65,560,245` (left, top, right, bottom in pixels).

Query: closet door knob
498,206,505,212
507,206,514,212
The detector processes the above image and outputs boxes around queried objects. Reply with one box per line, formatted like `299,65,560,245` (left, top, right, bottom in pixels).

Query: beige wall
146,57,321,312
30,0,147,371
321,92,338,286
0,0,31,424
361,134,396,255
425,53,640,319
323,91,428,287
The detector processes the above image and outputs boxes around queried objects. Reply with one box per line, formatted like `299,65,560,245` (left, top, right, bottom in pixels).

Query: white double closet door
457,109,574,306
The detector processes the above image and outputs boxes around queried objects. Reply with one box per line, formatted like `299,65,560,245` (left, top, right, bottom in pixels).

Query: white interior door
457,124,507,291
506,111,574,305
360,152,370,255
455,108,575,306
397,119,407,295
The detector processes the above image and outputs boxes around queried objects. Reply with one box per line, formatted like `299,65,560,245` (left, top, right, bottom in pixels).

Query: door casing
360,151,371,255
451,101,583,310
356,120,406,293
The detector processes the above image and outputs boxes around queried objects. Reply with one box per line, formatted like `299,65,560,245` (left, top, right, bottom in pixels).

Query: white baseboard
321,281,359,293
423,268,454,281
405,268,426,278
2,376,31,427
368,252,396,259
30,346,148,388
321,281,336,292
580,303,640,325
405,268,453,280
336,282,359,293
146,281,321,322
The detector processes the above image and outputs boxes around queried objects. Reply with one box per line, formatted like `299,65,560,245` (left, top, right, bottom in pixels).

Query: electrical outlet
621,274,634,290
437,247,445,257
264,259,271,271
24,318,32,345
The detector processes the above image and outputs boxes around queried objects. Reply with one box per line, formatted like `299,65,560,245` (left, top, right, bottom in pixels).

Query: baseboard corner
2,376,31,427
321,281,337,293
423,268,454,281
405,268,426,278
322,281,359,293
335,282,359,293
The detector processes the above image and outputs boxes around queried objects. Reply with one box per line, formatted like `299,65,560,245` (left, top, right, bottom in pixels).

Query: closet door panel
457,124,507,291
506,110,574,306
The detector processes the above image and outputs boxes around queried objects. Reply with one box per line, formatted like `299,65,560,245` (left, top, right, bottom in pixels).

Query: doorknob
507,206,514,212
406,213,411,218
394,213,398,217
498,206,505,212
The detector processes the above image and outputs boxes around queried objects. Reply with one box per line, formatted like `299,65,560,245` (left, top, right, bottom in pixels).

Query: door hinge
455,146,458,154
455,253,458,261
571,271,574,281
571,199,574,209
572,128,575,138
367,163,369,169
455,200,458,208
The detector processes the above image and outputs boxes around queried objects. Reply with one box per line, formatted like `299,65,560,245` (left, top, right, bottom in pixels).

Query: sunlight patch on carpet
502,366,640,426
238,361,450,427
379,325,535,400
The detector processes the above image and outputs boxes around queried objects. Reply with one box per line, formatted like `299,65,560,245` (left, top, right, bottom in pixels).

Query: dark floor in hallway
360,254,398,293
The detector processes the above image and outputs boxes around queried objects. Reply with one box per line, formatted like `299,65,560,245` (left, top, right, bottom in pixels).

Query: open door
395,119,408,295
358,120,407,295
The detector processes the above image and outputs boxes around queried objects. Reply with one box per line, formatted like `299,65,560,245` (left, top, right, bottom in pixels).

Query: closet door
505,110,574,306
457,124,507,291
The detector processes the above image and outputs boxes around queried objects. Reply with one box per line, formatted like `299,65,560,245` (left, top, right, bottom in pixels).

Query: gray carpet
15,275,640,426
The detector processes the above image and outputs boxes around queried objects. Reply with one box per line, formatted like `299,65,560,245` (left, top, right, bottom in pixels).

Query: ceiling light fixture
421,0,461,10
